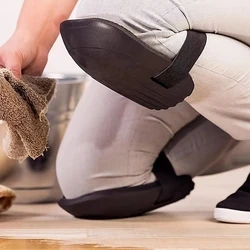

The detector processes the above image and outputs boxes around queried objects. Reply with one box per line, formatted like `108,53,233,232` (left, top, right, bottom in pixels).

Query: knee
56,142,157,200
56,144,143,200
56,145,102,200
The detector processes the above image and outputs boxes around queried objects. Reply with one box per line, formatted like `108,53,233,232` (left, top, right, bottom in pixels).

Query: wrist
14,23,58,53
12,29,38,46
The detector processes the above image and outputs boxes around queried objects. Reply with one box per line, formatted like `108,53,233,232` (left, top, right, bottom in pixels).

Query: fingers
0,46,47,78
5,61,22,79
0,50,22,78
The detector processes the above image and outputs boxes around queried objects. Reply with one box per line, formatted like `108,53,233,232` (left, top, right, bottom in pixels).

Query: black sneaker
214,174,250,224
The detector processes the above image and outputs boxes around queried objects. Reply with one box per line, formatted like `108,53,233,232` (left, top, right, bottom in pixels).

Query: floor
1,167,250,250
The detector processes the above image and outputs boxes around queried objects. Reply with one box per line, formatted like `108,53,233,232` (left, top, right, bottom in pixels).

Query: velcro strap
152,31,207,88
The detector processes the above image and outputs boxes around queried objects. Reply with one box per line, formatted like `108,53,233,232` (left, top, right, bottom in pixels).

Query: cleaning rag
0,69,56,162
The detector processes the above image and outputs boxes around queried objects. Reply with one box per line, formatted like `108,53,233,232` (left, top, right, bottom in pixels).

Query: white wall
0,1,82,75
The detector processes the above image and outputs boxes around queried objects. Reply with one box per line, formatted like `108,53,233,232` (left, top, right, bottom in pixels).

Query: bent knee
56,146,121,199
56,146,155,200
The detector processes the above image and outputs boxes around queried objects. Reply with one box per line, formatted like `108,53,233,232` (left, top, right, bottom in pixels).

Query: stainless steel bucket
0,73,86,203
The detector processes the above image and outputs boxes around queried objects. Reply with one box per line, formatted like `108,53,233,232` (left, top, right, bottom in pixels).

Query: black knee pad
58,153,194,219
60,18,206,110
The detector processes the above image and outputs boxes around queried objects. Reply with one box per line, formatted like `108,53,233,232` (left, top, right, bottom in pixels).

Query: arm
16,0,78,52
0,0,78,78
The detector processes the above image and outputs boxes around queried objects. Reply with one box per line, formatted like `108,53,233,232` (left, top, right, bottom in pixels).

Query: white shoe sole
214,208,250,224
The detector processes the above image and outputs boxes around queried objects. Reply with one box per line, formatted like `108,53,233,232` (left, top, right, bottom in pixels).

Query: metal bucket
0,73,86,203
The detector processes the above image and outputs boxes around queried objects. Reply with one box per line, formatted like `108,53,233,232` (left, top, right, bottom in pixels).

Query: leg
202,140,250,176
56,80,198,218
179,0,250,46
56,80,198,199
164,116,250,177
185,33,250,140
76,1,250,140
57,80,249,219
77,0,250,55
164,114,250,224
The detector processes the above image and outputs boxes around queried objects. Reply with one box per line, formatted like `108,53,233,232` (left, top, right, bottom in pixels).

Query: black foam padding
60,18,206,110
216,174,250,212
58,153,194,220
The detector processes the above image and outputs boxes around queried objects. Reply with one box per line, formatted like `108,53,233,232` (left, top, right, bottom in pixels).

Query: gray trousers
56,0,250,199
57,82,250,199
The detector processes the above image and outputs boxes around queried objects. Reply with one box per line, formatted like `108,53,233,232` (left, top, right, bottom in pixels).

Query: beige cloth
0,69,56,162
0,185,15,213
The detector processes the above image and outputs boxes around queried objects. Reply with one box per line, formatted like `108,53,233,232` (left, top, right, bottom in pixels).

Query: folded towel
0,185,15,213
0,69,56,162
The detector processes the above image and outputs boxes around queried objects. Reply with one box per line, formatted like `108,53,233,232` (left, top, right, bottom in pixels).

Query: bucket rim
43,72,86,84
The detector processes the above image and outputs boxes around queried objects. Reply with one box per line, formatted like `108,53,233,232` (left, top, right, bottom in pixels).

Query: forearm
15,0,78,51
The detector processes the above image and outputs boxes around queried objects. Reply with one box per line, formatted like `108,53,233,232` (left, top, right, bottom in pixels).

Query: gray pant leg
56,81,199,199
77,0,250,140
165,117,248,177
202,140,250,176
57,81,250,200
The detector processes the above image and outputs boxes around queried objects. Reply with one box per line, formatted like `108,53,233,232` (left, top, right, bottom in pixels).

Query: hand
0,31,49,79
